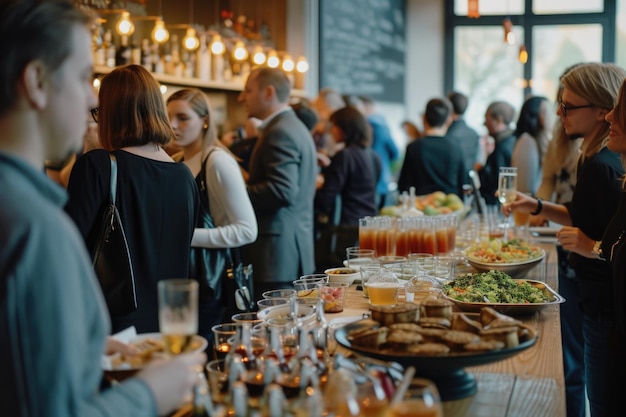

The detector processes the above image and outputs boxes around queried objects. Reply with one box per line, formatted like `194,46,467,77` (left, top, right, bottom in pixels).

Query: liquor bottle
196,35,211,81
170,35,182,77
152,42,164,74
141,39,152,71
163,37,173,74
103,30,115,68
130,36,141,65
183,51,194,78
115,35,130,67
93,25,105,66
223,57,233,82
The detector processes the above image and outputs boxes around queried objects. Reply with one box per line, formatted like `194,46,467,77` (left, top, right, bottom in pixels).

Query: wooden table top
334,241,565,417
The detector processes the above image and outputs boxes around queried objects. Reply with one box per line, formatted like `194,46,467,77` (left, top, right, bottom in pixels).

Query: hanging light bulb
232,40,248,61
503,17,515,44
281,54,294,72
296,56,309,73
267,50,279,68
467,0,480,18
211,35,225,55
518,45,528,64
116,11,135,36
252,45,266,65
151,18,169,44
183,27,199,51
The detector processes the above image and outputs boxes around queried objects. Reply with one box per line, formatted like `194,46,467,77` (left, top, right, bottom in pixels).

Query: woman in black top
506,63,626,417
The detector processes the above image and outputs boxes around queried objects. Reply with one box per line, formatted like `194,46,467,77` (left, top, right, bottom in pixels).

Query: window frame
443,0,617,96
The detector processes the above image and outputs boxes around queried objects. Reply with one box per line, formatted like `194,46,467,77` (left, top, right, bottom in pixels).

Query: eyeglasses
559,102,594,117
90,108,98,123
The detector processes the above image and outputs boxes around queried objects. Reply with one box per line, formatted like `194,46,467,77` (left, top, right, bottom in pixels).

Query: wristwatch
592,240,605,260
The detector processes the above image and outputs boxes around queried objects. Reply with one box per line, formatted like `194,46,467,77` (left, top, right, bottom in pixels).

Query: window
446,0,616,134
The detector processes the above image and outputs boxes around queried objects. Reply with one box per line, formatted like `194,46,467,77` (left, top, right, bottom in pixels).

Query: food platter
465,249,545,278
103,333,208,381
442,279,565,315
334,317,537,400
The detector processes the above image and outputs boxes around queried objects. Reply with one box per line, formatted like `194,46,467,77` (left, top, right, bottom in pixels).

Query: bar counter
335,241,565,417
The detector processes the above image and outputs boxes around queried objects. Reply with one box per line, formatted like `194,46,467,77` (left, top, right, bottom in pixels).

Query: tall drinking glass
498,167,517,242
158,279,199,355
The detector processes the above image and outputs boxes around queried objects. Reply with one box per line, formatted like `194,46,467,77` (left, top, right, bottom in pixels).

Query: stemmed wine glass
498,167,518,242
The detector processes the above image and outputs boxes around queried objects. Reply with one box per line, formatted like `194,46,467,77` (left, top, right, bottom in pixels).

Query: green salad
443,270,551,303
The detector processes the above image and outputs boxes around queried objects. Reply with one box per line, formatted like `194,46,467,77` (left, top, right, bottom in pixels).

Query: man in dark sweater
397,97,466,197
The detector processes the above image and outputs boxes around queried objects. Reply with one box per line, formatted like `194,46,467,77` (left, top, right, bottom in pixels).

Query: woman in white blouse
167,89,258,326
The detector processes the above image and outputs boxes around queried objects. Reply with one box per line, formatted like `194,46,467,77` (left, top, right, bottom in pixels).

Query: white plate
528,226,561,237
103,332,208,372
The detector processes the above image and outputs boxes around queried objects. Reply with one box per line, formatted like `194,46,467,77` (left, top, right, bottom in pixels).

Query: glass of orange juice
387,378,443,417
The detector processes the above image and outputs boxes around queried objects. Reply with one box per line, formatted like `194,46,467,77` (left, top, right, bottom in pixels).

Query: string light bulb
183,27,199,51
519,45,528,64
116,11,134,36
281,54,294,72
296,56,309,73
210,35,225,55
151,18,169,44
503,17,515,44
267,50,279,68
233,40,248,61
252,46,266,65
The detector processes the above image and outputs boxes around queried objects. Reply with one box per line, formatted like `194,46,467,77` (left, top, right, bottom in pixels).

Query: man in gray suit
239,68,317,299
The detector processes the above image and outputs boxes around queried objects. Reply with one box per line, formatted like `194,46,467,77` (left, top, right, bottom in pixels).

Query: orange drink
387,399,442,417
513,210,531,227
367,282,399,306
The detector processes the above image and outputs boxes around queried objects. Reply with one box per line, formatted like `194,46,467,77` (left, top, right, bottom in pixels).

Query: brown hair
98,65,174,150
252,67,291,103
0,0,93,117
614,80,626,177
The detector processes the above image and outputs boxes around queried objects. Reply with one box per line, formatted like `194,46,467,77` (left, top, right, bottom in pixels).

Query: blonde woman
167,88,257,327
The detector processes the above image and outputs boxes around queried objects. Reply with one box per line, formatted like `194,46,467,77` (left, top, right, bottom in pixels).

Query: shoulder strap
109,153,117,205
197,147,219,211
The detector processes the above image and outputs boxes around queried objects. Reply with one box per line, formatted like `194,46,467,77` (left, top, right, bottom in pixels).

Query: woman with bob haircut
66,65,199,334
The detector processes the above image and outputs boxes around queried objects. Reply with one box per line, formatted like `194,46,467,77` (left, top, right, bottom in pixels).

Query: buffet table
337,241,565,417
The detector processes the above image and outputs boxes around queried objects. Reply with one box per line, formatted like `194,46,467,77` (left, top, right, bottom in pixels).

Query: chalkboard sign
319,0,406,104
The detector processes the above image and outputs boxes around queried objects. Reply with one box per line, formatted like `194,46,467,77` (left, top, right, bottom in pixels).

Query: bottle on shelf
93,25,105,67
196,34,211,81
152,42,164,74
130,36,141,65
115,35,130,67
141,39,152,71
103,29,115,68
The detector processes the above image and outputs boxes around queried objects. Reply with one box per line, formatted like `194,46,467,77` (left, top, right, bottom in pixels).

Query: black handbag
92,154,137,317
190,151,254,311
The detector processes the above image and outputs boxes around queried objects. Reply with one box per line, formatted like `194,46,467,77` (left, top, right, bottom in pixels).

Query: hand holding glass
498,167,517,242
158,279,199,355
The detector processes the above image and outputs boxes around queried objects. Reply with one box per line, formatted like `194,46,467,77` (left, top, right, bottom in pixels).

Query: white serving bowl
325,267,360,286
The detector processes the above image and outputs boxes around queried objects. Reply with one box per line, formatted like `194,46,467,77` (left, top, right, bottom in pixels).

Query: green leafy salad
443,270,551,303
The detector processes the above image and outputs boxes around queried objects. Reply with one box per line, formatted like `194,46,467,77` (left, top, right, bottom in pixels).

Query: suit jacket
478,129,516,205
447,119,480,180
245,109,317,283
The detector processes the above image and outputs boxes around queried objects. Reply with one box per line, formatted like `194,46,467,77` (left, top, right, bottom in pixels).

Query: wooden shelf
93,65,307,97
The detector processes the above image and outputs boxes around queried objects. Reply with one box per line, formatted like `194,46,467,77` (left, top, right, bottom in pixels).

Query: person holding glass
505,62,626,416
0,2,203,415
66,65,200,335
166,88,257,335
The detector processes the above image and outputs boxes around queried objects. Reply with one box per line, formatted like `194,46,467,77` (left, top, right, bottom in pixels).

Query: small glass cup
257,298,290,310
319,281,349,313
359,264,384,298
211,322,238,361
206,359,229,404
389,378,443,417
293,274,328,298
378,255,407,266
262,289,297,299
405,275,441,304
432,255,457,283
346,247,376,268
231,312,263,328
367,270,401,306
